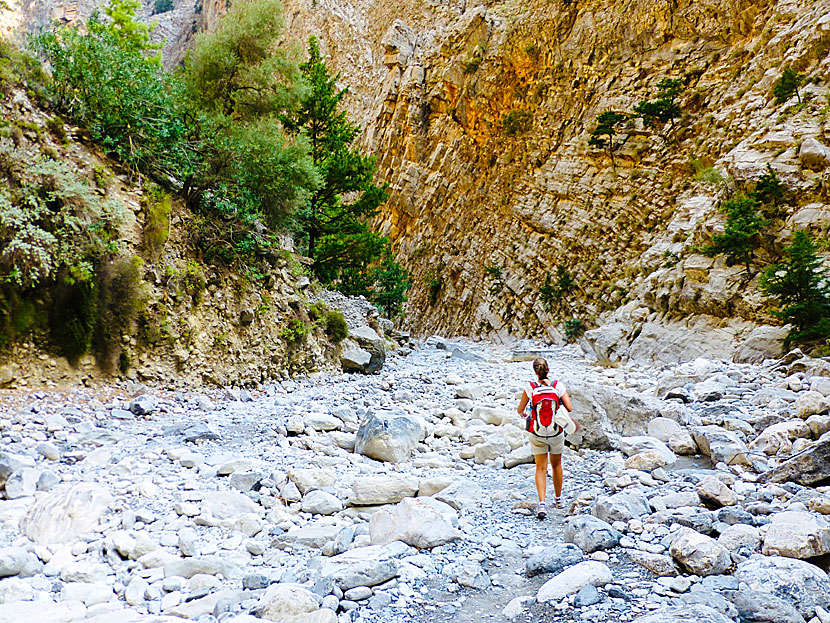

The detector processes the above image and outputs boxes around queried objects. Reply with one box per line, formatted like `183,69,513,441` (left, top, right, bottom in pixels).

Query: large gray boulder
669,528,732,576
354,411,423,463
318,542,409,590
566,381,662,449
525,542,584,577
691,425,750,465
591,491,650,523
734,554,830,619
563,515,623,553
349,475,419,506
349,326,386,373
733,325,790,363
369,496,462,549
19,483,112,544
758,437,830,486
762,510,830,559
799,137,830,171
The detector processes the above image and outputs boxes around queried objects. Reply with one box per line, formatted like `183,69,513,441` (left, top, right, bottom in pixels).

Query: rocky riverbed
1,338,830,623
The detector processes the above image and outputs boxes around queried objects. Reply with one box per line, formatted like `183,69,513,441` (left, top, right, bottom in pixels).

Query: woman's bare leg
534,453,548,501
550,453,563,498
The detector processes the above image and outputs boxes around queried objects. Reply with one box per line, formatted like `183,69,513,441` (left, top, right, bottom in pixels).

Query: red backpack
525,380,563,437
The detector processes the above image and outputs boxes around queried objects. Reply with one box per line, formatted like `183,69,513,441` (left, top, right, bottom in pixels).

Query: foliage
0,145,125,289
152,0,174,14
184,0,302,120
426,271,443,305
760,231,830,344
104,0,160,55
370,248,411,317
690,158,726,185
633,78,683,135
463,57,481,74
704,193,767,271
588,111,628,169
773,67,803,105
0,36,49,101
281,36,392,289
539,266,576,310
196,117,318,229
484,263,504,295
752,164,786,210
45,116,68,143
563,317,584,343
502,110,533,136
279,317,309,343
34,14,189,174
323,309,348,342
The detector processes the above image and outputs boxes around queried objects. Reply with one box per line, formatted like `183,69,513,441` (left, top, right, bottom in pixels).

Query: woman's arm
517,391,529,415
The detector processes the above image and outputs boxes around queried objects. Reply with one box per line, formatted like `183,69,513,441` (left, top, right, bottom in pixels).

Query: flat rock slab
758,438,830,486
19,483,112,545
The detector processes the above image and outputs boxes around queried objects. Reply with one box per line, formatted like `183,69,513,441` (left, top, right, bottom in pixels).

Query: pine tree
281,36,389,281
588,111,628,169
752,164,786,207
760,231,830,343
773,67,802,105
633,78,683,137
704,193,767,272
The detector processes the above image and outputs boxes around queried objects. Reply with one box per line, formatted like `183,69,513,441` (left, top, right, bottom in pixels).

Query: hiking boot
536,501,547,519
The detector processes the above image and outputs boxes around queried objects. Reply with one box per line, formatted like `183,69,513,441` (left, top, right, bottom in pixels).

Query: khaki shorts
528,432,564,456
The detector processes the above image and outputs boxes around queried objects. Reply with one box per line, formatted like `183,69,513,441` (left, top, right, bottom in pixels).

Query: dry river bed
1,338,830,623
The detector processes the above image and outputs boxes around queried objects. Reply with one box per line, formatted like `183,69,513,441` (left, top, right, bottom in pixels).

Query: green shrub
773,67,803,105
485,263,504,295
182,260,206,304
0,146,125,289
752,164,786,210
463,57,481,74
633,78,683,136
502,110,533,136
760,231,830,344
152,0,174,14
426,272,442,305
370,249,411,318
279,318,309,343
34,14,188,174
323,310,348,342
539,266,576,310
524,43,540,60
563,317,584,343
704,193,767,271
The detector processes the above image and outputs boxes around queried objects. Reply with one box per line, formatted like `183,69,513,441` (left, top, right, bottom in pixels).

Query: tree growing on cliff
773,67,803,105
760,231,830,345
588,111,629,169
704,193,767,272
281,36,410,315
634,78,684,138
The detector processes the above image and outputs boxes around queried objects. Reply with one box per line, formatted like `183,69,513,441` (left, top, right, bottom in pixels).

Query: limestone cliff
357,0,830,348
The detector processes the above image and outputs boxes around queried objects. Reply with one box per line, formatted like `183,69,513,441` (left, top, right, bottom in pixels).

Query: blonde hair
532,358,549,380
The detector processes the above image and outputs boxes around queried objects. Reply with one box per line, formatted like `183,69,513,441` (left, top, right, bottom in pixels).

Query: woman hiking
516,357,577,519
